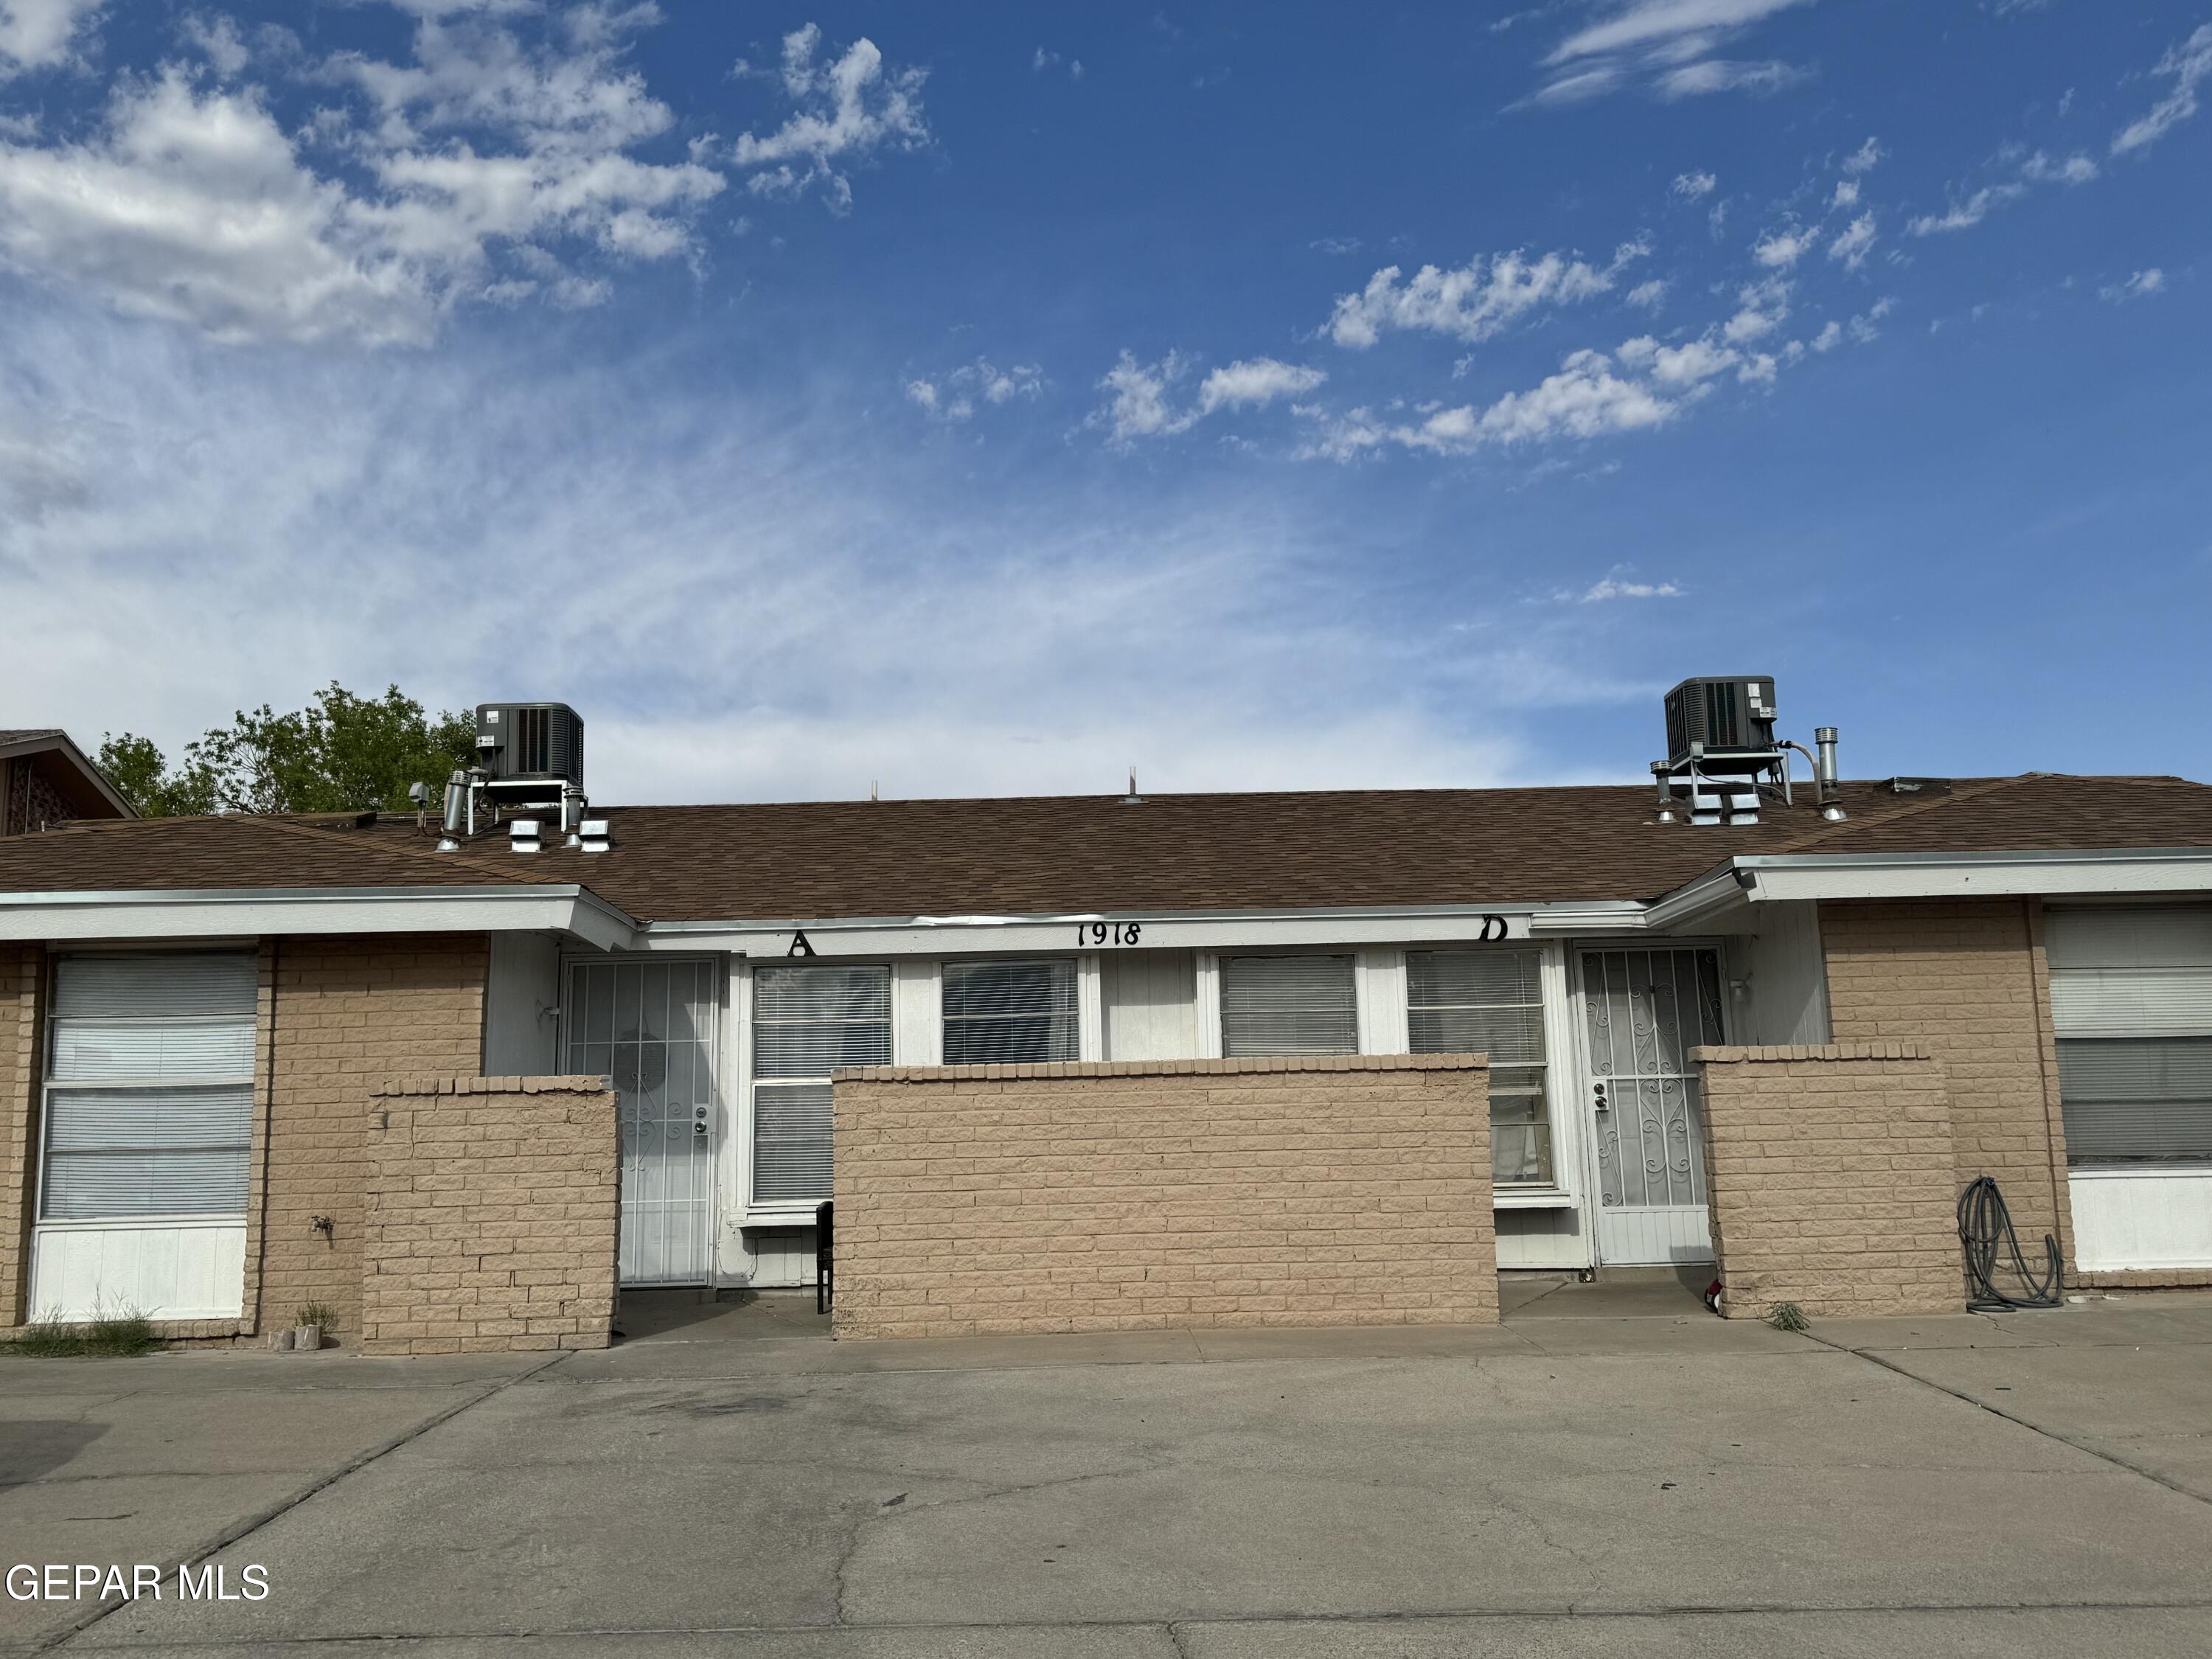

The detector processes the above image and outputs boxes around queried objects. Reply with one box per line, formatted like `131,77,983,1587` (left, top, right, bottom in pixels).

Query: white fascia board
1731,848,2212,903
643,903,1585,958
0,886,640,950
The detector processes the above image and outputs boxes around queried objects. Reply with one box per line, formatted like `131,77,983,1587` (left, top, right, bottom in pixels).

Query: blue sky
0,1,2207,804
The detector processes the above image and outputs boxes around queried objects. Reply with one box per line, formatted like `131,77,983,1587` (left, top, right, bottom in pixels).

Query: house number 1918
1076,922,1144,946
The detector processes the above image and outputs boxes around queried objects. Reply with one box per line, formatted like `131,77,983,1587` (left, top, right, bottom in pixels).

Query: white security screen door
565,959,719,1286
1579,947,1725,1266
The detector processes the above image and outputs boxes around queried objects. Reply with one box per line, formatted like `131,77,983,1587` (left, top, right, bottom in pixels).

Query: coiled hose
1958,1175,2062,1312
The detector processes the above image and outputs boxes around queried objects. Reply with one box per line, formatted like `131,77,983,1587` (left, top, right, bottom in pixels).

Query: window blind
1220,955,1357,1057
751,964,888,1203
44,954,257,1221
1408,948,1554,1185
2048,908,2212,1164
942,960,1077,1065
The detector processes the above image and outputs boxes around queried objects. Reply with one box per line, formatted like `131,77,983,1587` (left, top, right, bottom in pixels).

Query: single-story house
3,689,2209,1349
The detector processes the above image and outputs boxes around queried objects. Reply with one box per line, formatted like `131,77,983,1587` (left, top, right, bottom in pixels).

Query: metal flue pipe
1815,727,1846,821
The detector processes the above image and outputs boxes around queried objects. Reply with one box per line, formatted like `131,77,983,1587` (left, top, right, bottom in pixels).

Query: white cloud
2101,268,2166,302
1908,145,2097,238
1657,58,1804,99
1831,178,1859,208
1753,226,1815,268
1032,46,1084,80
2020,150,2098,185
0,6,727,344
1547,0,1814,65
1195,357,1328,413
1326,240,1649,348
1092,352,1326,442
2112,24,2212,156
1721,275,1791,342
1624,277,1669,310
728,23,930,212
1849,296,1893,343
0,74,428,345
1573,572,1683,602
1397,350,1677,451
905,357,1046,422
1671,170,1718,200
0,302,1573,807
1810,319,1843,351
1093,350,1189,442
1909,183,2025,235
1534,0,1814,103
1826,212,1876,269
1840,136,1885,175
0,0,100,75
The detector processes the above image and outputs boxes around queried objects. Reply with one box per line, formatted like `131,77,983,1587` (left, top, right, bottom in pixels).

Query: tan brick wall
1820,900,2072,1265
0,944,43,1326
361,1075,618,1355
831,1054,1495,1340
1694,1043,1962,1320
259,936,488,1341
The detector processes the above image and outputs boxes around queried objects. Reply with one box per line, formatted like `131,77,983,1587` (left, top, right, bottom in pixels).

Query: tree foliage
100,684,476,818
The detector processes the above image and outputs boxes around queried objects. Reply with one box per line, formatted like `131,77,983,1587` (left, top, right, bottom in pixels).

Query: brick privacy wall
831,1054,1495,1340
1693,1043,1963,1320
0,944,42,1326
260,936,488,1340
1820,900,2073,1267
361,1076,618,1354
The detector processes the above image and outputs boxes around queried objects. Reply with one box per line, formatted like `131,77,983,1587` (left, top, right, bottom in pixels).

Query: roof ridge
243,814,547,888
1757,773,2034,857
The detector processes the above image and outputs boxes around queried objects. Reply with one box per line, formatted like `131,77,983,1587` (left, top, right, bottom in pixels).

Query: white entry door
564,959,720,1285
1578,947,1725,1266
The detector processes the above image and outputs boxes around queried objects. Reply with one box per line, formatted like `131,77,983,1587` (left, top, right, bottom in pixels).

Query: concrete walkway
4,1287,2211,1657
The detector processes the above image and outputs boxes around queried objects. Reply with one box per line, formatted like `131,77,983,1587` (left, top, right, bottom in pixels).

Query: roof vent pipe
1815,727,1846,821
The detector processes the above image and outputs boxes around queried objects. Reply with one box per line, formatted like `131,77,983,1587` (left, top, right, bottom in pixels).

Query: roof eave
1730,846,2212,904
0,884,640,950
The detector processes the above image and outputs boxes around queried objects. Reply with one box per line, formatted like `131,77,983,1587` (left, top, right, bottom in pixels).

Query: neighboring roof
1,773,2208,925
0,729,136,821
0,813,545,894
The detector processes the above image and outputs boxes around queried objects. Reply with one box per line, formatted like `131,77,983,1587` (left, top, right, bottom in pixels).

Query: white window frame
1214,947,1365,1060
939,956,1085,1068
36,950,259,1229
1403,942,1566,1198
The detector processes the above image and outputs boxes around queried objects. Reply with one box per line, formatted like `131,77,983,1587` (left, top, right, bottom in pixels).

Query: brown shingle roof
0,813,549,895
4,773,2208,923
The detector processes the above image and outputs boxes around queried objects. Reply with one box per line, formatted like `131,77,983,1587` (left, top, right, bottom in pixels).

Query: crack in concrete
39,1351,573,1655
37,1593,2212,1651
1810,1332,2212,1512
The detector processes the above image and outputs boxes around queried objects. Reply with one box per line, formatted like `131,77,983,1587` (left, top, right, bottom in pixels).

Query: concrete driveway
5,1283,2211,1658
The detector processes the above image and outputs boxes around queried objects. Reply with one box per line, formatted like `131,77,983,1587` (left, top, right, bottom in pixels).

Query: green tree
93,734,218,818
101,684,476,818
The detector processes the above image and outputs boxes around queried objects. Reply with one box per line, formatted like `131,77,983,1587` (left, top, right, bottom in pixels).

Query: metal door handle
1593,1083,1610,1114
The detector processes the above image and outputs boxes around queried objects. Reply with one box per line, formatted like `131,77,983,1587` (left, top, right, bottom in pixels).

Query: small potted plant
293,1302,336,1352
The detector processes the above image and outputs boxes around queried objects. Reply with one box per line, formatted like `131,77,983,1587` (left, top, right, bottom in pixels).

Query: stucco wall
1694,1043,1962,1320
362,1075,619,1354
831,1054,1495,1339
1819,900,2072,1264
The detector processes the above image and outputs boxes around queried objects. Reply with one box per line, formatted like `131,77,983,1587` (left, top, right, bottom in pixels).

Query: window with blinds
751,963,889,1203
942,959,1077,1065
1220,955,1357,1057
1407,949,1553,1185
42,953,257,1221
2048,908,2212,1164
